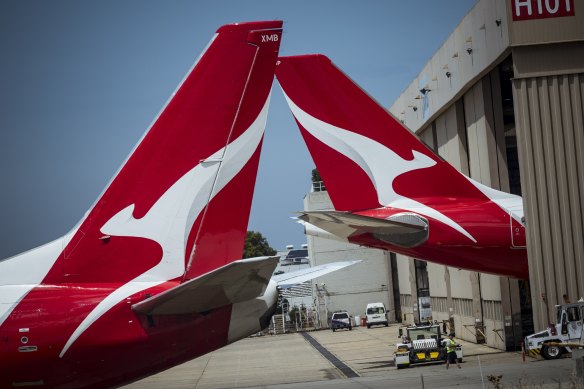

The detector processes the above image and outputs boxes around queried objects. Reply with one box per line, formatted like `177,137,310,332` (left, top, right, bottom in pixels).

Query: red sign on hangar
512,0,575,21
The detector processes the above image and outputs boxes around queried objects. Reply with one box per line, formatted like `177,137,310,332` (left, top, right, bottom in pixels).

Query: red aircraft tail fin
275,54,485,213
46,21,282,284
276,55,528,280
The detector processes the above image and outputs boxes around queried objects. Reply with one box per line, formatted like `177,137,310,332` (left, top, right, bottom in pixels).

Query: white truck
394,323,462,369
525,300,584,359
366,302,388,328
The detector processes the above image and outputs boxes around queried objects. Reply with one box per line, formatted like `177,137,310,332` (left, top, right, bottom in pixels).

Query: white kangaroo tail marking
282,91,476,243
60,95,271,357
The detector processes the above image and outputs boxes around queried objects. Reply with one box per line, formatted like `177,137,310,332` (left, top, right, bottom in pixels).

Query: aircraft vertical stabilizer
0,22,284,388
32,21,284,285
276,55,527,279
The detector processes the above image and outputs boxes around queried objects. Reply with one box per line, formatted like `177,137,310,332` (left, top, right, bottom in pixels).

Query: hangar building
305,0,584,350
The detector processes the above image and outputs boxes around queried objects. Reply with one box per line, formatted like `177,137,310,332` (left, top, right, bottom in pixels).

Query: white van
366,302,388,328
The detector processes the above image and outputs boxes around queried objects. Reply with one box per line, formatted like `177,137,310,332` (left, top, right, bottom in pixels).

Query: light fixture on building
495,19,502,26
466,48,473,55
412,106,418,111
420,87,431,95
445,71,452,78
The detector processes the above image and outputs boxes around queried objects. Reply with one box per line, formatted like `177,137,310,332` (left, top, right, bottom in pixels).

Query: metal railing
312,181,326,192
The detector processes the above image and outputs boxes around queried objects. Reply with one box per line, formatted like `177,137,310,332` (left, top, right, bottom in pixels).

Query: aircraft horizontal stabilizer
299,210,429,248
132,256,279,315
273,260,361,289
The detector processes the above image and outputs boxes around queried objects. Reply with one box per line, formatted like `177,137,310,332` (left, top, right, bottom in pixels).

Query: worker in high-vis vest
445,333,461,369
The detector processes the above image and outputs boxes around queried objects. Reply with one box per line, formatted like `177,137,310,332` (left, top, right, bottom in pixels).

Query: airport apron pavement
123,325,578,388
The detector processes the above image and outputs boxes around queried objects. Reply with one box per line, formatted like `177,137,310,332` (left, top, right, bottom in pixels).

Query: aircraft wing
273,260,360,289
132,256,279,315
299,210,429,248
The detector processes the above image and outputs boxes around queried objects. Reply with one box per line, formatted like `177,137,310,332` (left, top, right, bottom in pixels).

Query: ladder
272,314,286,335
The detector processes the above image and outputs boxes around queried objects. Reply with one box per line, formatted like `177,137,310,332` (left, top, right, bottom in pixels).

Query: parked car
366,302,388,328
331,311,352,332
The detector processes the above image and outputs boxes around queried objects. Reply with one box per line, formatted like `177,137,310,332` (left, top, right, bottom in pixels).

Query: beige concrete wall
481,274,503,301
436,104,468,172
484,316,507,349
465,80,498,187
513,41,584,78
459,72,515,356
389,0,584,348
512,71,584,330
396,254,412,296
390,0,510,133
509,28,584,333
396,254,416,324
422,78,510,348
449,270,475,300
427,262,448,297
303,192,396,326
419,125,436,150
507,0,584,46
461,70,514,349
429,102,483,344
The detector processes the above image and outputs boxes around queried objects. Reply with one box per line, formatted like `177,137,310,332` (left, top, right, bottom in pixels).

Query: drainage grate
300,332,360,378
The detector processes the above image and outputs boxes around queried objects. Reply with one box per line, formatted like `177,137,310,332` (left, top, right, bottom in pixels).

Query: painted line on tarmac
300,332,360,378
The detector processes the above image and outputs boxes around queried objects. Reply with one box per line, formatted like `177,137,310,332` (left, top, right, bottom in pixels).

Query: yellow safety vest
446,338,456,353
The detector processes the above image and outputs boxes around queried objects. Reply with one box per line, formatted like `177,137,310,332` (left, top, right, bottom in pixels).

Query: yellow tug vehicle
394,323,463,369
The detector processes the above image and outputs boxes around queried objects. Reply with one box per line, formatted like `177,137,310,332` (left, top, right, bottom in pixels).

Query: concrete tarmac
123,325,580,388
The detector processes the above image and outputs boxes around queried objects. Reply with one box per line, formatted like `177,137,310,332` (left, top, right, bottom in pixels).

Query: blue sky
0,0,477,258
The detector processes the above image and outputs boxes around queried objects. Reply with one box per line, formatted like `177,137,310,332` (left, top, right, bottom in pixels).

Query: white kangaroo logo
60,95,271,357
282,92,476,243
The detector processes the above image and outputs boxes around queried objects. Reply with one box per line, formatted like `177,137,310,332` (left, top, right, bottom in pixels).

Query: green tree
311,168,322,183
243,230,276,258
311,168,325,192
